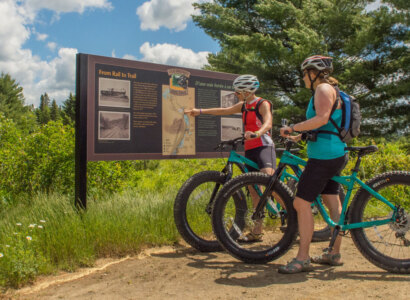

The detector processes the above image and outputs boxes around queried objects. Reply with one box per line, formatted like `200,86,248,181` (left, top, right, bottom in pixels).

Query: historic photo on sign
221,117,242,141
98,111,130,140
99,77,131,108
221,90,239,108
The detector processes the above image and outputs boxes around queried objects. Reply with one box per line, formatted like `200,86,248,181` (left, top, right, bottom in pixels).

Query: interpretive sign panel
76,53,242,163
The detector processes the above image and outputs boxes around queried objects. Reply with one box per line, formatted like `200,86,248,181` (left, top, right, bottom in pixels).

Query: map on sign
162,69,195,155
161,87,195,155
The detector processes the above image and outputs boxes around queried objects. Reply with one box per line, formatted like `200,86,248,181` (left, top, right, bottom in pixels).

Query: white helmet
301,55,333,73
233,74,259,93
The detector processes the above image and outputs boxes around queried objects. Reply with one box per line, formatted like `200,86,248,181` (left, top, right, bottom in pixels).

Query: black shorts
245,146,277,172
296,154,348,203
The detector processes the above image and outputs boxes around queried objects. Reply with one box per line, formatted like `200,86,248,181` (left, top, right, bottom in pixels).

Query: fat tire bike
211,137,409,273
174,136,343,252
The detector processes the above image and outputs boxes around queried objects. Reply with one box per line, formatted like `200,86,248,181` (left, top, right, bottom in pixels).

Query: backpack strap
242,98,267,126
313,86,343,138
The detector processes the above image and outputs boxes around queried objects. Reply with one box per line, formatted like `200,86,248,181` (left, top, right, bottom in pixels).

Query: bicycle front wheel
349,171,410,273
212,172,298,263
174,171,246,252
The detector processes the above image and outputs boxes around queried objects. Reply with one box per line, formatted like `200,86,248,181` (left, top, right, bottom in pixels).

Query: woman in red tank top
185,74,275,242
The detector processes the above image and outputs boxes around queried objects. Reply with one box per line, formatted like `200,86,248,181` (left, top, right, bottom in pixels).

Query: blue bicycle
174,136,341,252
211,137,409,273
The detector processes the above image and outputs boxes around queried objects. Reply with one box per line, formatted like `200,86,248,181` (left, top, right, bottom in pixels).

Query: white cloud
0,0,112,106
47,42,57,51
365,0,382,12
139,42,209,69
137,0,210,32
21,0,113,19
123,54,137,61
23,48,77,106
0,0,30,61
35,32,48,41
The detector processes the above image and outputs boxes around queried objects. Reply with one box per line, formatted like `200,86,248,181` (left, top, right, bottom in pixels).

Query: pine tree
0,73,36,130
62,93,76,125
193,0,409,137
36,93,51,125
50,99,61,121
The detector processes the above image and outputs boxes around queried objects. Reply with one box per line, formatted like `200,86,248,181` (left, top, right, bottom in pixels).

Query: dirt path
6,237,409,300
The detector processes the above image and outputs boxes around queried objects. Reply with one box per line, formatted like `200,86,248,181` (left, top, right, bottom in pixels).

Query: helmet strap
308,71,322,95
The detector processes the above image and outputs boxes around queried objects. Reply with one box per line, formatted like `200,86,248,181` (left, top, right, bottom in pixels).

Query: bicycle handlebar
214,136,244,151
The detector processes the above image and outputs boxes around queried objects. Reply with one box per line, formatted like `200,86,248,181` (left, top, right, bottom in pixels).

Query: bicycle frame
277,149,399,231
224,150,259,178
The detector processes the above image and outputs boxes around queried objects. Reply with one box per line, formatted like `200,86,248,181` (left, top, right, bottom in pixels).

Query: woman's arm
281,84,336,135
184,101,243,117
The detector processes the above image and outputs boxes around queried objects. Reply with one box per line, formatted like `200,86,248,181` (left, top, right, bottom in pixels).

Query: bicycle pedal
322,247,332,253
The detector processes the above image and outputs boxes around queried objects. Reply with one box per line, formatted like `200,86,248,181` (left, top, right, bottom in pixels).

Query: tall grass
0,137,408,289
0,188,180,289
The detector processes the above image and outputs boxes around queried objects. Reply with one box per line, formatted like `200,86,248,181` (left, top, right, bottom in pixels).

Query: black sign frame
75,53,241,208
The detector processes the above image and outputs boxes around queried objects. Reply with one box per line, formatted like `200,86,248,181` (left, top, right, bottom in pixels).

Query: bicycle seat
345,145,378,156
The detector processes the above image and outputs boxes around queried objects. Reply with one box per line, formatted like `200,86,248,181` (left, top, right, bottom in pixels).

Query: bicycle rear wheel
349,171,410,273
174,171,246,252
212,172,298,263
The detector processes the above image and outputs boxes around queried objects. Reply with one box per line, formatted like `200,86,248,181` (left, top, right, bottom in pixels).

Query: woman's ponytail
327,76,339,86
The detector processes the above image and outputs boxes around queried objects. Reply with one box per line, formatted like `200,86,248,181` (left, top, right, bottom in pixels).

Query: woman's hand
280,126,292,137
280,127,302,142
184,108,200,117
288,134,302,142
244,131,258,140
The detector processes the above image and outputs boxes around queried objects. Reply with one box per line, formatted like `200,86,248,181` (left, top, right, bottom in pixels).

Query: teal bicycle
211,137,409,273
174,136,342,252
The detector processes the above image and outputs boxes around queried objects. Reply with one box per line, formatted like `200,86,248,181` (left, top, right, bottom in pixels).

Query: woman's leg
247,167,274,234
321,193,343,256
294,196,314,261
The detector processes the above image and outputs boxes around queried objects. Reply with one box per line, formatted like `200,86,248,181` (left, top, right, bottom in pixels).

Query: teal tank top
306,97,347,159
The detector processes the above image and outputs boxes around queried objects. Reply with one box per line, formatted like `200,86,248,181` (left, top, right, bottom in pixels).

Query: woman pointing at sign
184,74,275,242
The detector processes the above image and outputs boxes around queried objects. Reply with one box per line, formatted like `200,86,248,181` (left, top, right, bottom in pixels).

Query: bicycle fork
252,162,286,221
205,164,234,215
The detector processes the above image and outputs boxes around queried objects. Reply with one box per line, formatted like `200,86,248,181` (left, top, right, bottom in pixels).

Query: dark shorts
296,154,348,203
245,146,277,172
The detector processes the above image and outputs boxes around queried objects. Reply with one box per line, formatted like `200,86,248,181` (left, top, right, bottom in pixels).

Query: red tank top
242,98,273,151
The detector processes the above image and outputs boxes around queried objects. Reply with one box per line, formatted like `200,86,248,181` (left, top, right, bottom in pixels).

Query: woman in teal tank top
306,96,347,159
278,55,348,274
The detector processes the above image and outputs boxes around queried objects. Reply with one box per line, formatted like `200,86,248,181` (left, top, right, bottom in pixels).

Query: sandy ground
3,237,409,300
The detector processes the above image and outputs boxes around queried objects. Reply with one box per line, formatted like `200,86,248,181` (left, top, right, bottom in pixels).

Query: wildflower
38,225,43,229
40,220,46,223
28,224,36,228
26,236,32,241
0,253,3,258
13,232,18,235
5,245,10,248
16,223,22,226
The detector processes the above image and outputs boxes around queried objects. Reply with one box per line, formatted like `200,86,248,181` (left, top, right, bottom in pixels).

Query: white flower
0,253,3,258
5,245,10,248
16,223,22,226
38,225,43,229
26,236,32,241
28,224,36,228
40,220,46,223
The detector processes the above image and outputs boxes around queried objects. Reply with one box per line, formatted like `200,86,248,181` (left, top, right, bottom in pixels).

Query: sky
0,0,382,108
0,0,219,107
